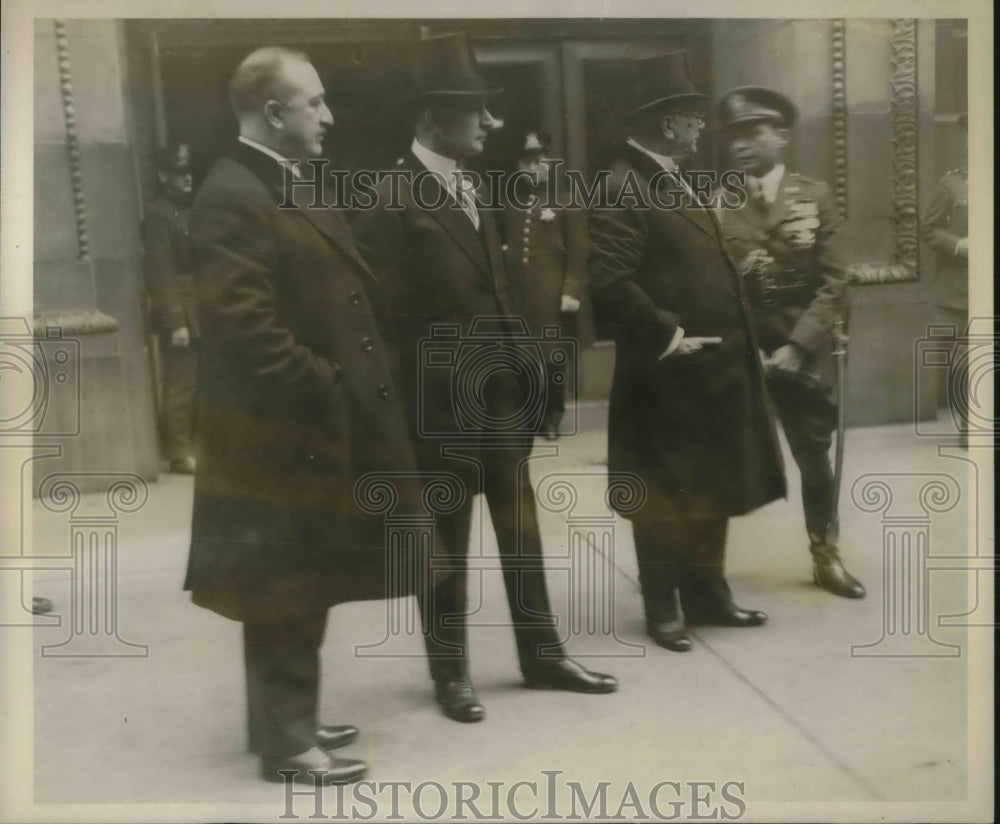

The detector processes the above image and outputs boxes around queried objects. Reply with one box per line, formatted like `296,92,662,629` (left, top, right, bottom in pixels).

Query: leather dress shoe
690,603,768,627
169,456,196,474
315,724,359,750
523,659,618,693
260,746,367,785
646,619,692,652
811,542,866,599
435,678,485,723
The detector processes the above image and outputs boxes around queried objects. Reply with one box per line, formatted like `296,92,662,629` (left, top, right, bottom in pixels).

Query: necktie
748,177,767,211
454,171,481,231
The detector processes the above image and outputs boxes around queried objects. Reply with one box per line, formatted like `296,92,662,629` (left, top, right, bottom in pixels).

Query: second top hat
625,50,706,118
407,32,501,97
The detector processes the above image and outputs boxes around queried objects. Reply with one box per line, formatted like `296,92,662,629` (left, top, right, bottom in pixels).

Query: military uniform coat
921,169,968,311
141,196,201,337
183,142,421,623
588,145,786,521
719,170,850,396
501,192,575,332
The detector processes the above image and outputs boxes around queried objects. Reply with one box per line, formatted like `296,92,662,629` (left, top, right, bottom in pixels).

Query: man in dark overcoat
352,32,617,724
715,86,864,598
588,52,786,653
141,142,199,473
501,131,581,439
184,46,420,785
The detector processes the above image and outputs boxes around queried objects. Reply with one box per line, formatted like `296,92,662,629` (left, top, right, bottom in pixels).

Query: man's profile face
665,110,706,160
726,120,787,179
271,60,334,159
431,96,499,160
160,170,193,201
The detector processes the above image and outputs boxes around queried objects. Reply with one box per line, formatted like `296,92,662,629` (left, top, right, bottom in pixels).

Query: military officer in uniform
502,131,580,439
141,142,199,474
921,112,968,444
715,86,865,599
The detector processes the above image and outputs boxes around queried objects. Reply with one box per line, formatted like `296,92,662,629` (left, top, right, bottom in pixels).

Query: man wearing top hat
141,142,200,474
714,86,864,599
353,32,617,723
588,52,786,653
921,112,969,445
502,130,580,439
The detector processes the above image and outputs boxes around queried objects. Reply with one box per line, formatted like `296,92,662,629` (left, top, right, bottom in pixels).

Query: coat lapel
228,142,377,283
626,145,719,242
406,154,492,279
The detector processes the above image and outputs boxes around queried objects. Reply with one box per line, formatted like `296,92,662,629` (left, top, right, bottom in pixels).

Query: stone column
33,19,159,491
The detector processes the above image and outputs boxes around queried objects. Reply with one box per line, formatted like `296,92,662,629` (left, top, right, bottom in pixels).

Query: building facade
31,17,968,487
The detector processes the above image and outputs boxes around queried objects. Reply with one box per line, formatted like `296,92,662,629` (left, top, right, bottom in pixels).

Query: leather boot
811,541,866,599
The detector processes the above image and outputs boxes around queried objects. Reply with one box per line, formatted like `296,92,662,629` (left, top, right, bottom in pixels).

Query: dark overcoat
588,145,786,522
719,170,850,396
183,142,421,622
141,196,201,337
351,153,540,479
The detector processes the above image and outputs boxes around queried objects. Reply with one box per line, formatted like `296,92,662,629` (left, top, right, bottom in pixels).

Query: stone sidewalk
20,404,990,821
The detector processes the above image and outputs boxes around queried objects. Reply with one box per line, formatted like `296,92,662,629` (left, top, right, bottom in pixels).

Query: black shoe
169,456,196,474
260,747,367,785
434,678,485,723
523,659,618,693
811,543,866,599
646,619,692,652
315,724,359,750
689,603,767,627
32,597,53,615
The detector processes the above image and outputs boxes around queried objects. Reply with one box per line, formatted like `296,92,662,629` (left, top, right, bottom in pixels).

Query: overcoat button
377,384,390,399
349,290,362,305
361,337,374,352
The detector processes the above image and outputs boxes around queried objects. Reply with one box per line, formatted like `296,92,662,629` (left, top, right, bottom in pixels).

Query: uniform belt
746,272,820,307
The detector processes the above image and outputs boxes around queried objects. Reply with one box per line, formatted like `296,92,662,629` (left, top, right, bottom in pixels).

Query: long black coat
183,142,420,622
351,153,539,478
588,145,786,522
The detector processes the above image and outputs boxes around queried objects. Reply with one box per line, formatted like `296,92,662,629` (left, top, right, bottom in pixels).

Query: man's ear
157,170,168,186
660,114,675,140
775,127,789,149
263,99,284,130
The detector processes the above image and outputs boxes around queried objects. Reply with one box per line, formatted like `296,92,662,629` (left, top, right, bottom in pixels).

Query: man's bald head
229,46,310,119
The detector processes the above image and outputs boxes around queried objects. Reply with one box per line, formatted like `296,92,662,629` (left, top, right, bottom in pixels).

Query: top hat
625,50,706,118
957,111,968,130
155,142,192,173
715,86,799,131
407,32,501,98
519,131,550,155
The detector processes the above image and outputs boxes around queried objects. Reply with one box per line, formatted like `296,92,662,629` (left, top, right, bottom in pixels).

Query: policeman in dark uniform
502,132,581,439
715,87,865,599
921,112,968,443
141,142,199,474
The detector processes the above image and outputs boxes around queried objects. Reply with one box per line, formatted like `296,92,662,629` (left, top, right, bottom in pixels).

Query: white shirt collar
626,137,679,173
751,163,785,204
411,138,460,186
238,135,301,178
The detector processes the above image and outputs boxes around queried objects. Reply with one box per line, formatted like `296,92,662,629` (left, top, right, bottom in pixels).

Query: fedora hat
625,50,706,118
715,86,799,131
155,142,192,173
518,131,550,155
407,32,501,98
